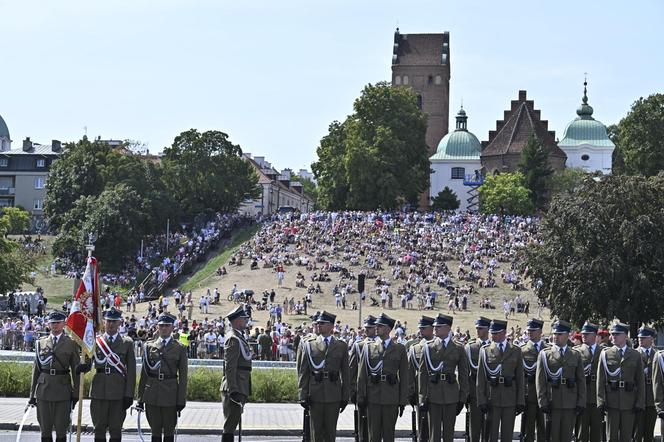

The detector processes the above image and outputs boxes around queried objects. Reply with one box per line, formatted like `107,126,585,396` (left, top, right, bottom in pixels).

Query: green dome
558,81,615,148
0,114,9,139
430,107,482,161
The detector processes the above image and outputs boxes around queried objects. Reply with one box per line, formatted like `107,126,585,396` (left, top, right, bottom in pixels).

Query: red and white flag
65,256,100,356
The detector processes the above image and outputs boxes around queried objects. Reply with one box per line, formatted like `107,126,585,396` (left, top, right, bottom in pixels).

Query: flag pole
76,236,96,442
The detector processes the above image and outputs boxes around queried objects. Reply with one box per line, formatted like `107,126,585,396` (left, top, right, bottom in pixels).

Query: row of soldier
296,311,664,442
27,306,664,442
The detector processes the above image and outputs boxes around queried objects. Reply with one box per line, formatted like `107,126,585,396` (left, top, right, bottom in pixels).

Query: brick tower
391,28,450,209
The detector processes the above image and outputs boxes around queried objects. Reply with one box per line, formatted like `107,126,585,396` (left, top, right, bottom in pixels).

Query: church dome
559,81,615,148
430,107,482,160
0,113,9,140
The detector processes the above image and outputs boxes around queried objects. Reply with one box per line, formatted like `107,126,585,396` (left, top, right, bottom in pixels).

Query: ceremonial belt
95,336,127,376
146,371,177,380
41,369,70,375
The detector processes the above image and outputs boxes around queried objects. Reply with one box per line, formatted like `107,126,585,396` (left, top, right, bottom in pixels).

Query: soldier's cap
580,322,599,334
526,318,544,331
638,326,656,338
552,320,572,334
157,312,177,325
226,305,249,322
374,313,396,329
610,322,629,335
315,311,336,324
475,316,491,329
363,315,377,328
489,319,507,333
47,311,67,323
103,307,123,321
418,316,435,328
433,314,453,327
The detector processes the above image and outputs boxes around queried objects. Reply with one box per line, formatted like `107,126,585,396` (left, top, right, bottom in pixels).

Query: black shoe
222,434,234,442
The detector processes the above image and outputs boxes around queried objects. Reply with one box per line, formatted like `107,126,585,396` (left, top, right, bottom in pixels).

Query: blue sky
1,1,662,171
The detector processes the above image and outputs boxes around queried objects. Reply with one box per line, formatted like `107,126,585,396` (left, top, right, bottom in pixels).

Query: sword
131,405,145,442
15,402,34,442
410,405,417,442
238,402,244,442
175,411,180,442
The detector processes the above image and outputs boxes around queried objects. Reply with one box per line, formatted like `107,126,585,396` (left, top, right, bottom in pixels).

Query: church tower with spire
558,80,615,174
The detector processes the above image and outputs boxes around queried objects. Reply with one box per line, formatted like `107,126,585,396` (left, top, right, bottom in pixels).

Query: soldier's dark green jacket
535,346,586,410
90,334,136,400
138,337,188,408
357,338,409,406
596,345,645,411
297,335,349,403
417,337,470,405
476,341,525,408
31,333,81,401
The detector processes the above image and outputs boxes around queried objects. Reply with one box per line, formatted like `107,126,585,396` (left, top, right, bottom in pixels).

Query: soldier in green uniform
297,310,349,442
29,311,82,442
407,316,435,442
349,315,377,442
465,316,491,442
418,314,469,442
634,326,657,442
220,306,253,442
535,320,586,442
573,321,602,442
476,319,525,442
89,307,136,442
597,322,645,442
258,329,273,360
137,313,188,442
652,344,664,440
357,313,409,442
520,318,548,442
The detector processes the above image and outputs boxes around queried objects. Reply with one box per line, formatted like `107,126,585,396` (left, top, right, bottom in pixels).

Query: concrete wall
563,145,613,174
430,160,481,211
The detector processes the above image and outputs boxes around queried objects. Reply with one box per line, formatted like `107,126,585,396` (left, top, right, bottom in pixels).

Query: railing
463,174,484,187
0,187,15,195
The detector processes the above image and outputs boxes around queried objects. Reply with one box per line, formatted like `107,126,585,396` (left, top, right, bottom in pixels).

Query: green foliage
548,167,593,197
0,206,31,235
478,173,534,216
0,363,298,402
431,187,460,211
518,135,553,209
0,238,36,295
161,129,260,217
312,82,429,210
290,175,318,207
606,124,625,175
615,94,664,176
525,174,664,326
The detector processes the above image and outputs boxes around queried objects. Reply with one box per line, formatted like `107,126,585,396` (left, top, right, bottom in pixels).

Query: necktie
646,349,650,358
443,340,447,349
561,347,565,357
535,342,539,353
108,335,114,345
499,343,504,353
619,348,624,359
52,336,57,347
325,337,329,348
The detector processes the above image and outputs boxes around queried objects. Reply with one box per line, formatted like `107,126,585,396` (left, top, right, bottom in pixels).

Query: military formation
25,307,664,442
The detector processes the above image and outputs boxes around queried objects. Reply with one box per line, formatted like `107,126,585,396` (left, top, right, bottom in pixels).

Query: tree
0,206,31,235
312,82,429,210
525,174,664,328
615,94,664,176
606,124,625,175
518,135,553,209
0,223,36,294
161,129,260,217
478,172,534,215
548,167,594,197
431,187,460,211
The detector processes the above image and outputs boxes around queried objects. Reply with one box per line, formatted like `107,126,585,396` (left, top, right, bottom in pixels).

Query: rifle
302,404,311,442
465,404,470,442
411,406,417,442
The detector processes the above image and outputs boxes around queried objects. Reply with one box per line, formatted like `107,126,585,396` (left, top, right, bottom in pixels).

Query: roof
558,81,615,148
0,143,60,156
0,114,9,139
481,90,566,159
430,108,481,161
392,29,450,66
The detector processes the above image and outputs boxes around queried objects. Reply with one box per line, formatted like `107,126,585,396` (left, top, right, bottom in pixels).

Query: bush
0,363,299,402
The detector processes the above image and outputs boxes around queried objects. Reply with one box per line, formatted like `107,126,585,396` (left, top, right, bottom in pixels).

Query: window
0,198,12,207
0,158,8,167
451,167,465,179
36,159,46,168
427,75,433,85
417,95,423,110
403,75,409,85
581,154,590,161
35,176,45,189
435,75,442,85
394,75,401,85
33,199,43,210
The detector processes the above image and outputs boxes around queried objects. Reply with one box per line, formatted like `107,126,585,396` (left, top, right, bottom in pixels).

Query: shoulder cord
466,344,479,371
230,334,253,361
408,345,421,371
142,345,162,371
423,341,444,372
539,351,562,380
363,341,384,374
480,346,502,377
523,350,538,374
306,339,326,370
657,352,664,375
35,339,53,367
600,349,622,378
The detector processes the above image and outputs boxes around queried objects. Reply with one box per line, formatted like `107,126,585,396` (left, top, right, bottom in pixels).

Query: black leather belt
96,367,118,375
41,369,70,375
238,366,252,371
147,371,177,380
